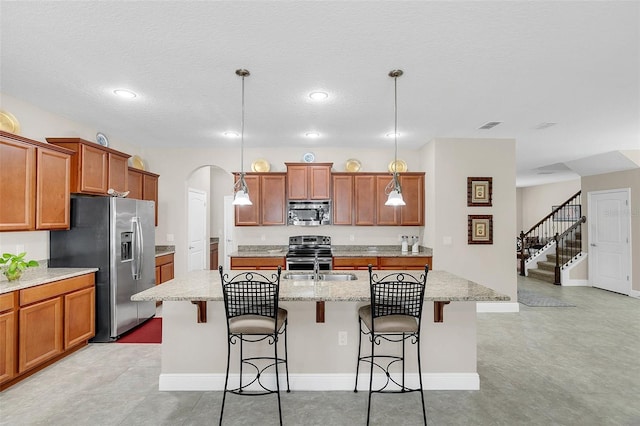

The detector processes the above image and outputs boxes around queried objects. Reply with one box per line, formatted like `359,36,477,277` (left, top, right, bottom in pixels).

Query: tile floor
1,276,639,425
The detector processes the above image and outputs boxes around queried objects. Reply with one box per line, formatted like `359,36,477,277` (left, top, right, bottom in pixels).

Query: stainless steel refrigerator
50,195,156,342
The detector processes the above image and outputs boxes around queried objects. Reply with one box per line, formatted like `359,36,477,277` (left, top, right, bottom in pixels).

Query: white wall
518,178,581,232
424,138,517,301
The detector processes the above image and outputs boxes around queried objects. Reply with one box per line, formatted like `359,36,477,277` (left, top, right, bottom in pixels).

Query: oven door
286,257,332,271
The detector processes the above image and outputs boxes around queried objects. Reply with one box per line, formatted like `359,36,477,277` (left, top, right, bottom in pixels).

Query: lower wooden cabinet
333,256,432,271
210,242,219,270
1,273,95,390
230,257,286,270
155,253,175,284
19,297,63,373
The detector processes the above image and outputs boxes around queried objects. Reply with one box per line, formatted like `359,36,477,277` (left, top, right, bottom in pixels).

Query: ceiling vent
478,121,502,130
534,122,557,130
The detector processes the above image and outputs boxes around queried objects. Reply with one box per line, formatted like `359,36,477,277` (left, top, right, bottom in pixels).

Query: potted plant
0,252,39,281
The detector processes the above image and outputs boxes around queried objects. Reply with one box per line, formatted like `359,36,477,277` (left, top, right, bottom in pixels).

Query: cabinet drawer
0,292,16,313
333,257,378,268
19,274,95,306
230,257,286,270
155,253,174,267
378,256,432,270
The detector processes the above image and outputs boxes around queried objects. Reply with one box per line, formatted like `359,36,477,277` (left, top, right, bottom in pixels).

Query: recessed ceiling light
385,132,400,138
113,89,137,99
309,91,328,101
534,122,557,130
223,131,240,138
305,132,320,138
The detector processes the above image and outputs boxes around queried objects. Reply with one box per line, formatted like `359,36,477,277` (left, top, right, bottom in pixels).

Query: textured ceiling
1,1,638,186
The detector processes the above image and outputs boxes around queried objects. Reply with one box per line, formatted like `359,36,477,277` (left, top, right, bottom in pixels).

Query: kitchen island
132,268,509,391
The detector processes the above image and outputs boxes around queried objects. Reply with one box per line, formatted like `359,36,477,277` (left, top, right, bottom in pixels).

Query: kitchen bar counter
132,268,508,392
0,266,98,294
229,245,433,258
132,269,505,303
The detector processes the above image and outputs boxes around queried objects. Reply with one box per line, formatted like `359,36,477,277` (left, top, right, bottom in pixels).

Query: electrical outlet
349,234,355,242
261,234,266,241
338,331,348,346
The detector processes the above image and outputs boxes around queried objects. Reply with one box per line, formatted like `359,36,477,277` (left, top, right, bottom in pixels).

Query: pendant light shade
385,69,406,207
232,69,252,206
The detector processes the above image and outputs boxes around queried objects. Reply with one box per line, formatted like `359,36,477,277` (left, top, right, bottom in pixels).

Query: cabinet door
235,175,260,225
64,287,95,348
210,243,219,270
142,174,159,225
127,168,143,199
309,165,331,199
287,165,308,200
0,139,36,231
332,175,353,225
19,297,63,373
108,153,129,193
0,310,16,384
400,174,424,226
160,262,174,282
79,144,108,194
261,174,286,225
354,175,376,226
36,147,70,230
376,175,400,225
155,265,161,285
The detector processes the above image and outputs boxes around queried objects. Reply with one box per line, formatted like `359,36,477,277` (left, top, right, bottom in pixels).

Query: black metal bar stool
218,266,290,426
354,264,429,425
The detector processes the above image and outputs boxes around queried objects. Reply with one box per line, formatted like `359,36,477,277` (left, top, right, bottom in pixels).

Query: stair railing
519,191,582,276
553,216,586,285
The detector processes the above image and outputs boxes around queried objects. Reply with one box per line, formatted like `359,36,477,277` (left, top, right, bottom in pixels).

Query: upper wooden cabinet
46,137,130,195
0,131,72,231
331,172,424,226
127,167,159,226
286,163,332,200
234,173,286,226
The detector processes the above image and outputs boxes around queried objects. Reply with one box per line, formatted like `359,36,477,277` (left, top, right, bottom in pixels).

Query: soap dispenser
401,235,409,253
411,235,420,253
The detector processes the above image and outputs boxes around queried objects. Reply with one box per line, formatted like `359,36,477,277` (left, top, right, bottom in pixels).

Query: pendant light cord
393,73,398,178
240,72,245,176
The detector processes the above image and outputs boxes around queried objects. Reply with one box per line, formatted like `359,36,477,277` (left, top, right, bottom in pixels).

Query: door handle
590,243,597,247
189,246,194,249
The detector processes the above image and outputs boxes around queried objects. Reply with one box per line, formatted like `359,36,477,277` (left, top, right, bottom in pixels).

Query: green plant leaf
27,260,39,267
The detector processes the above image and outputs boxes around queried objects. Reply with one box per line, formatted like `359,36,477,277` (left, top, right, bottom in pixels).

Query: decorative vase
4,270,22,281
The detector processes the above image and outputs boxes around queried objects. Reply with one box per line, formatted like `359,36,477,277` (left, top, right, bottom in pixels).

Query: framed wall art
467,177,493,206
468,215,493,244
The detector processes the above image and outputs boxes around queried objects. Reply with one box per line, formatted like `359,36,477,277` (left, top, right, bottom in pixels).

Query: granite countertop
230,245,433,258
0,267,99,295
155,245,175,257
131,269,509,303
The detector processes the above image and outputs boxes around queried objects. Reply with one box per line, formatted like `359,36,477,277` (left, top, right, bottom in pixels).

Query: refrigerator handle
132,217,143,280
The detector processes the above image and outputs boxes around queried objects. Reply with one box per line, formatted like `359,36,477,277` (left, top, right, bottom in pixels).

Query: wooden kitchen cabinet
231,257,286,270
332,174,353,225
354,175,376,225
155,253,175,284
333,257,378,270
378,256,432,270
0,293,17,385
18,296,63,373
375,173,425,226
234,173,286,226
286,163,332,200
0,131,72,231
210,242,219,270
128,167,160,225
46,137,130,196
376,175,400,225
64,286,95,348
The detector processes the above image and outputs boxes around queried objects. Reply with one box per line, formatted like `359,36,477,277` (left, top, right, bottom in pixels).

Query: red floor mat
117,317,162,343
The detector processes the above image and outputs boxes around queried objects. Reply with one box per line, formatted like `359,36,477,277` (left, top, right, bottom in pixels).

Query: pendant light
232,69,252,206
385,69,406,206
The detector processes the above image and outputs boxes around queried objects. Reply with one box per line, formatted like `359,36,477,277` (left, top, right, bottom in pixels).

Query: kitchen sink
282,273,358,281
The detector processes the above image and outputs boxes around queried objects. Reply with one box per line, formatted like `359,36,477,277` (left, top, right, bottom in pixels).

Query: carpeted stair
526,233,581,284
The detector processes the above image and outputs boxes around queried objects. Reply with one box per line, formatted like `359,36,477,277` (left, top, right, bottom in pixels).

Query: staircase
527,232,582,284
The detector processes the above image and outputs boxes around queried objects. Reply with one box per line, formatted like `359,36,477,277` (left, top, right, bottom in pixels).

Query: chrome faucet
313,255,320,282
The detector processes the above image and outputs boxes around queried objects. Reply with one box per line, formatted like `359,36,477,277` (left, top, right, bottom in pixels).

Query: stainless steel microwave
287,201,331,226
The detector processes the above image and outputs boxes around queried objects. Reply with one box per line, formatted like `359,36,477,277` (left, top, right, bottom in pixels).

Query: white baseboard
560,279,589,287
159,372,480,391
630,289,640,299
476,302,519,313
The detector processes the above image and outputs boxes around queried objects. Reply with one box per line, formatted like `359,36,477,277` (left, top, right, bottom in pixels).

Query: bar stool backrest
218,266,282,320
367,265,428,328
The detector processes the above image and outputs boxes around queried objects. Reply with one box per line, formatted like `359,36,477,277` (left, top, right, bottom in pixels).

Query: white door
188,188,207,272
223,195,235,270
588,189,631,295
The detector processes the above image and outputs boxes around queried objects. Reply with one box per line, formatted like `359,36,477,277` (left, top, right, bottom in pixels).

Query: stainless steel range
286,235,333,271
